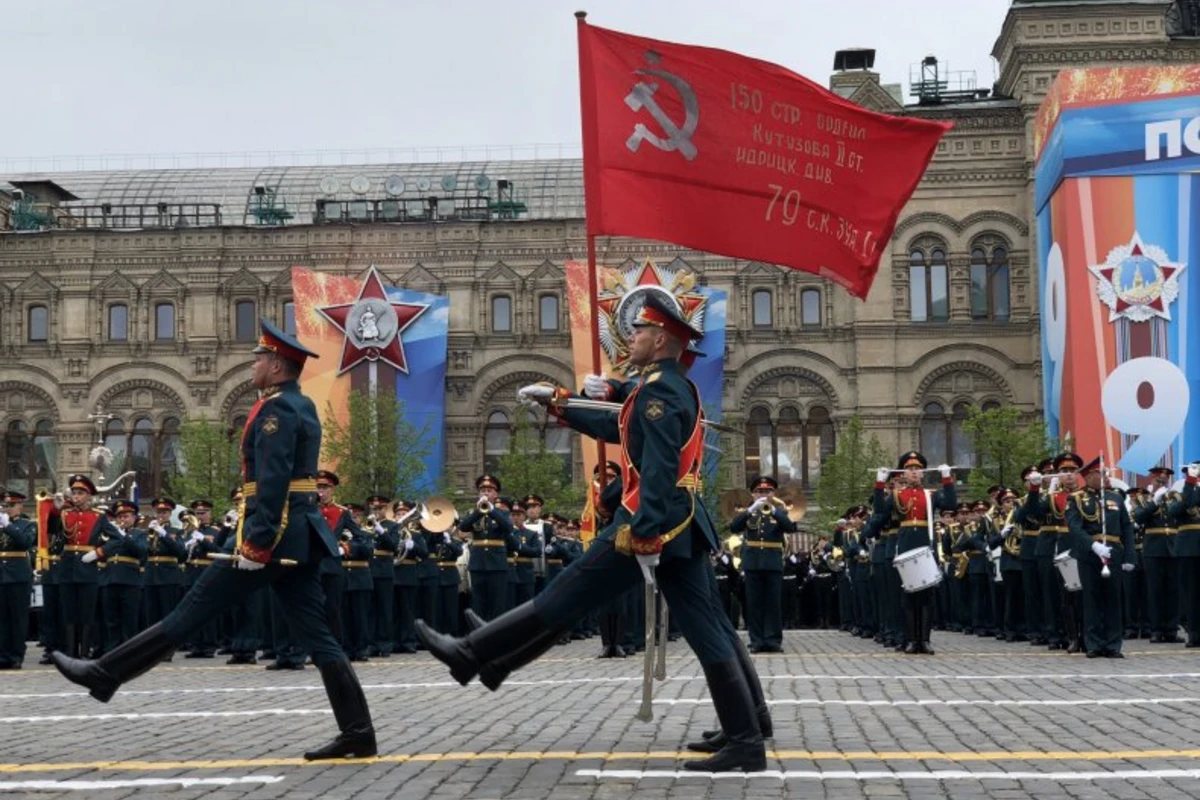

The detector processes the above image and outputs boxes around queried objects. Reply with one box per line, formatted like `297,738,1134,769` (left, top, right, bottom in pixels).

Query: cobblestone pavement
2,631,1199,799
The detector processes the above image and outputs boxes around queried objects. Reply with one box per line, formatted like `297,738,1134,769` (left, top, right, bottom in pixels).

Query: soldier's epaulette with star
645,372,662,384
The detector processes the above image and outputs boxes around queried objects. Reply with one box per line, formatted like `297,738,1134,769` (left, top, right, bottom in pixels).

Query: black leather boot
416,602,546,686
902,606,918,654
682,660,767,772
692,634,774,749
479,626,565,691
63,624,77,660
303,660,377,761
51,622,175,702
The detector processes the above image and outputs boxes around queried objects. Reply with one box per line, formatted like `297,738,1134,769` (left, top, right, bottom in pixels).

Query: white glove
876,467,890,483
544,545,555,554
1154,486,1168,504
149,521,166,535
185,538,198,553
748,496,768,514
374,522,385,535
53,492,64,510
190,530,204,543
224,511,238,527
235,555,266,571
582,374,611,400
0,512,9,528
1049,477,1060,493
517,384,554,408
939,464,952,479
1027,470,1043,487
82,550,99,564
721,554,731,564
807,567,817,578
1001,525,1013,536
1121,562,1135,572
404,538,414,551
443,532,451,544
339,530,353,542
1189,464,1200,479
636,553,659,585
1091,541,1112,559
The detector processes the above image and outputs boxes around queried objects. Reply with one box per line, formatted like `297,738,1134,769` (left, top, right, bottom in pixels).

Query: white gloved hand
1027,470,1043,487
53,492,64,510
636,553,659,585
443,532,451,544
149,521,165,535
190,530,204,543
1121,562,1135,572
517,383,555,409
185,538,198,553
876,467,890,483
807,567,817,578
1091,541,1112,560
748,496,768,514
0,512,9,528
721,554,732,564
1154,486,1168,504
374,522,385,536
235,555,266,571
582,374,611,400
1049,477,1060,493
224,511,238,528
545,545,555,554
1189,463,1200,479
82,550,99,564
1001,525,1014,536
404,538,414,551
939,464,952,479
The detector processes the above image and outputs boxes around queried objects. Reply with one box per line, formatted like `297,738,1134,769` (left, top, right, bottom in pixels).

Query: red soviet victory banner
577,17,952,299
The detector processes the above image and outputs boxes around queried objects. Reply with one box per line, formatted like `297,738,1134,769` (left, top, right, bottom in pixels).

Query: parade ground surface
2,632,1200,800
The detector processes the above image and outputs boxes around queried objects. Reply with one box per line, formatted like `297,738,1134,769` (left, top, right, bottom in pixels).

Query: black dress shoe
1067,641,1081,654
919,642,935,655
38,651,53,665
226,655,257,665
688,732,724,753
903,642,918,655
185,651,214,659
1105,651,1125,658
1086,651,1102,658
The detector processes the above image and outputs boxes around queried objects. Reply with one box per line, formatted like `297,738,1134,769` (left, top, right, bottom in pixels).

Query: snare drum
1053,549,1082,592
893,546,943,593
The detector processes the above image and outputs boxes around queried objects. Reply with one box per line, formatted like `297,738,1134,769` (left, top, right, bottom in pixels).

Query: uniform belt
744,540,783,549
1042,526,1065,534
437,561,458,568
1144,528,1177,535
1091,534,1122,544
547,559,563,565
0,551,28,558
372,550,395,557
473,539,505,547
64,545,96,553
110,556,141,566
900,520,927,528
189,559,213,567
241,479,318,498
1023,530,1040,537
148,556,180,564
49,556,60,562
344,560,369,568
514,557,535,564
881,530,897,537
965,550,984,556
1180,524,1200,532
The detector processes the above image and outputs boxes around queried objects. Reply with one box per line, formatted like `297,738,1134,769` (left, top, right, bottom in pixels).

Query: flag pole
577,9,608,492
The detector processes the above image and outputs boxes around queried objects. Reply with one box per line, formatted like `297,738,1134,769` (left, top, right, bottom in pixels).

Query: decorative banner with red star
316,266,430,375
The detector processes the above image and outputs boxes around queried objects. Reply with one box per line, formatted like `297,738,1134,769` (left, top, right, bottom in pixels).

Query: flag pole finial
575,10,587,20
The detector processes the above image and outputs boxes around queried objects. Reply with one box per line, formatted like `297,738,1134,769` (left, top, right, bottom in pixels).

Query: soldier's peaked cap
68,474,97,495
252,318,319,365
1053,452,1083,471
632,292,704,342
897,451,927,470
1149,466,1175,476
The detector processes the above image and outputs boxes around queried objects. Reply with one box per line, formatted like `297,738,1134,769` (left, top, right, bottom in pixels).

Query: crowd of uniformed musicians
5,443,1200,669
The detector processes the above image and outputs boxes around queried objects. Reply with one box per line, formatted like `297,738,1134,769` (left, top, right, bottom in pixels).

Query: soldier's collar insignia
262,414,280,435
645,399,665,421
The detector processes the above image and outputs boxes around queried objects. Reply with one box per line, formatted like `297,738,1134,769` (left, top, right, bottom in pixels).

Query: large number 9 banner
1100,358,1190,475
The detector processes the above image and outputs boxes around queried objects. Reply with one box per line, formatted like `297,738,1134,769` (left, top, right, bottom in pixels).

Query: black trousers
743,570,782,648
321,571,346,648
371,577,395,654
1079,555,1123,654
1180,557,1200,644
1144,556,1178,636
228,587,263,656
102,585,141,649
969,574,993,633
58,581,98,628
40,582,60,651
436,584,459,636
143,585,180,629
418,577,439,630
344,590,372,656
162,561,346,668
0,582,31,665
1021,560,1042,639
269,588,306,665
1002,569,1024,637
470,571,510,622
1039,555,1065,644
837,573,854,629
813,575,836,629
513,581,535,608
394,584,418,651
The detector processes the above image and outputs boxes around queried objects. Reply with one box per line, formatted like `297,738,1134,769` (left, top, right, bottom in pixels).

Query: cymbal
775,485,807,522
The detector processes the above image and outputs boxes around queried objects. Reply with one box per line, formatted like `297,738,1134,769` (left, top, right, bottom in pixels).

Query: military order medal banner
1034,68,1200,479
576,20,950,299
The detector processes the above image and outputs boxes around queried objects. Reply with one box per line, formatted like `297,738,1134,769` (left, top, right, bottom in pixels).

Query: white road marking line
577,768,1200,782
656,697,1200,708
0,775,283,791
0,709,331,723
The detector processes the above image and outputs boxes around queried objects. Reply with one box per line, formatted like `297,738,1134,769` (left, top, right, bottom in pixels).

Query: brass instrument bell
420,496,459,534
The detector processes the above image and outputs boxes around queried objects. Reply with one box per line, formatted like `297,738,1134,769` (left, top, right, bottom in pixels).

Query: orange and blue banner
1035,68,1200,479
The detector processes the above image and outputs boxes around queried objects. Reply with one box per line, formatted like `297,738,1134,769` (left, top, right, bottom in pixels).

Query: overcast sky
5,0,1011,170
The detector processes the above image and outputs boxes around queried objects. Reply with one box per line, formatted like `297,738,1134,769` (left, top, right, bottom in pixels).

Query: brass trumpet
477,496,494,514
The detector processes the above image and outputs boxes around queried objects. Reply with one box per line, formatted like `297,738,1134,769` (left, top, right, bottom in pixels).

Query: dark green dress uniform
183,512,221,659
143,502,186,632
730,475,795,653
317,474,358,649
0,502,35,669
955,504,996,637
1014,474,1046,645
460,475,517,623
51,319,377,761
433,531,464,635
1169,469,1200,646
392,515,426,652
49,475,116,659
342,525,374,661
1022,465,1074,649
1132,472,1181,642
990,492,1026,641
97,503,147,651
214,516,262,665
847,515,875,638
511,522,543,608
366,503,400,655
1065,464,1135,657
415,527,441,632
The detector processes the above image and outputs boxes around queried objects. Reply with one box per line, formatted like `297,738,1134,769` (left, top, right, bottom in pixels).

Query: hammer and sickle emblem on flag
624,55,699,161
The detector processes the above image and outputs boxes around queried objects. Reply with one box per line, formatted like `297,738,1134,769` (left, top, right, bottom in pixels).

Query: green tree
321,389,435,504
495,410,585,515
168,416,241,505
812,416,890,531
703,430,741,531
963,405,1057,500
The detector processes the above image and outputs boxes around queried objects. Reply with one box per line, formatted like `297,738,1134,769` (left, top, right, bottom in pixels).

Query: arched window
283,301,296,336
751,289,773,327
542,422,573,483
33,420,55,488
159,416,181,491
234,300,257,341
155,303,176,340
1,419,57,496
28,305,48,342
919,402,948,465
742,405,836,489
104,419,127,475
484,411,511,472
108,304,129,341
970,242,1011,321
491,296,512,333
4,421,28,488
130,417,155,492
951,402,975,467
538,295,559,331
909,246,949,322
800,289,821,326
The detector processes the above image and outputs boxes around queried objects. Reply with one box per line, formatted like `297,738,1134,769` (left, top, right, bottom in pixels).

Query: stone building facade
0,0,1196,501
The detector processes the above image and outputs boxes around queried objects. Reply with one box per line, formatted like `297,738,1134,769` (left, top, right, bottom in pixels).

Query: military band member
522,495,554,597
866,492,895,644
392,498,424,653
846,506,875,638
833,515,855,634
992,488,1026,641
730,475,795,653
48,476,120,659
366,494,399,656
1022,455,1077,650
1065,456,1136,657
1015,467,1046,645
144,498,186,635
317,470,357,647
341,511,375,662
460,475,517,622
874,452,956,654
956,499,997,637
180,499,220,658
433,526,464,636
92,500,146,650
1176,463,1200,647
215,487,262,665
0,491,35,669
1132,467,1181,642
